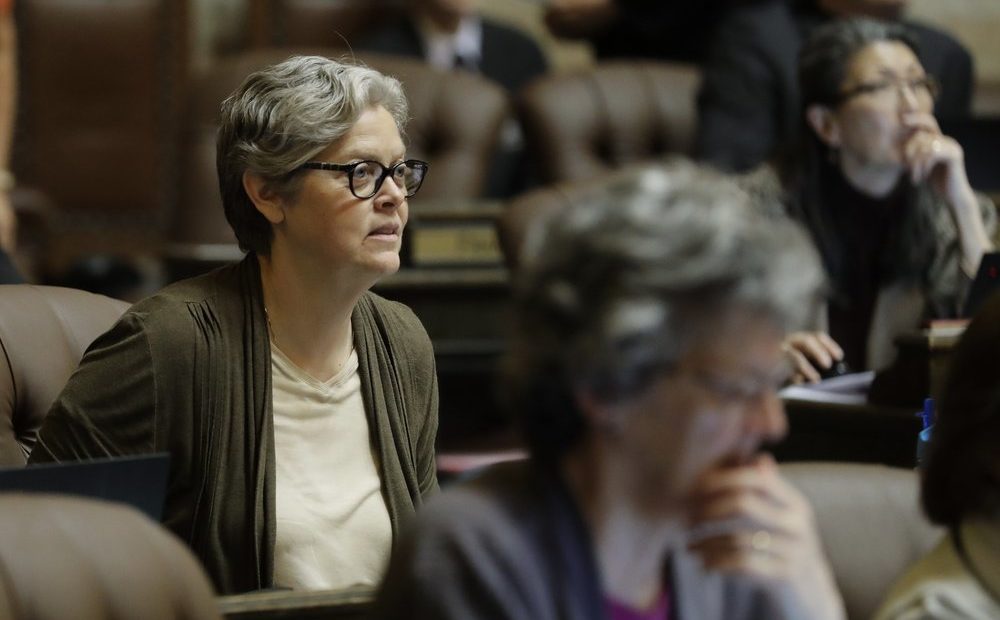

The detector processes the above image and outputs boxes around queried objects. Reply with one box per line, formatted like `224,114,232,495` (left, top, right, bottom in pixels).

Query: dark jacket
30,256,439,594
361,16,548,93
373,461,812,620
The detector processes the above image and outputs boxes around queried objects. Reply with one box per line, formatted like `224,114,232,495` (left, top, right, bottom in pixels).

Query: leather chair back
781,462,942,620
0,494,219,619
0,285,129,466
518,61,700,184
13,0,188,269
498,174,619,271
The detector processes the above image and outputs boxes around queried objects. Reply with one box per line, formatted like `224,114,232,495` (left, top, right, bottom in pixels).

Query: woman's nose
745,389,788,444
897,82,922,112
376,176,406,209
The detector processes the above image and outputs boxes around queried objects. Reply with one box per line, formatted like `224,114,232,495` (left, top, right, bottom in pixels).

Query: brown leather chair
781,462,942,620
13,0,188,271
246,0,398,49
498,173,622,272
517,61,700,185
168,49,509,278
0,494,219,619
0,285,129,466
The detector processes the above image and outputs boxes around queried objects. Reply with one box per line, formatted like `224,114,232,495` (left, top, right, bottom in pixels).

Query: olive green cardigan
30,257,440,594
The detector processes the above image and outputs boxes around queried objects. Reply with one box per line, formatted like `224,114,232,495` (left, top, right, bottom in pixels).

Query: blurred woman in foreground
373,163,845,619
775,18,995,380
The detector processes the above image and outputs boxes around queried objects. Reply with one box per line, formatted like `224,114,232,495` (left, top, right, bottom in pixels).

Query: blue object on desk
916,398,935,467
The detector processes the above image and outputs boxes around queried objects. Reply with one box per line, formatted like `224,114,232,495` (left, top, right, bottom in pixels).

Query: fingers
782,331,842,384
901,116,963,186
686,457,819,581
786,347,819,384
686,460,845,619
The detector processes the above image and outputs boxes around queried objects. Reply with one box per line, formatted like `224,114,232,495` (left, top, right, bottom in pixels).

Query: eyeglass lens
350,161,425,198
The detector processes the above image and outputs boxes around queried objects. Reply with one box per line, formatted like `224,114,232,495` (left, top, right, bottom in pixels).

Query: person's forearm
950,186,993,277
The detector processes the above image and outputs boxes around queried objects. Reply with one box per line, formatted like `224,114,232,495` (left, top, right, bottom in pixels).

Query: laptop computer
963,252,1000,318
0,453,171,521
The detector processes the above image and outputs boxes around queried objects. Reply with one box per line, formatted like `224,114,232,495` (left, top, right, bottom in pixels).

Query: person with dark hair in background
697,0,974,173
760,18,994,380
31,56,439,594
873,292,1000,619
372,162,845,620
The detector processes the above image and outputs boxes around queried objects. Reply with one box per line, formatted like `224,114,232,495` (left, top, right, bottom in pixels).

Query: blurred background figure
0,494,220,620
697,0,974,172
544,0,748,64
756,18,994,379
361,0,549,198
874,292,1000,619
372,163,845,620
361,0,547,93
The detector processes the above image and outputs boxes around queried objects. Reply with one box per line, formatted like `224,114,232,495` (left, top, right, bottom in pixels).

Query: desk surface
776,398,921,468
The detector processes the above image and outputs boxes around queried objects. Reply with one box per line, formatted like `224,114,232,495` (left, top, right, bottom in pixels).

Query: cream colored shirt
270,345,392,591
875,519,1000,620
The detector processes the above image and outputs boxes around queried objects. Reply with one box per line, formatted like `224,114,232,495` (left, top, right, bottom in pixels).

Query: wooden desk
374,267,514,452
775,398,921,468
218,586,374,619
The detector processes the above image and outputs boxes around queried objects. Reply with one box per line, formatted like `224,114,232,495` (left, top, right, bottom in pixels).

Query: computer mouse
819,359,851,380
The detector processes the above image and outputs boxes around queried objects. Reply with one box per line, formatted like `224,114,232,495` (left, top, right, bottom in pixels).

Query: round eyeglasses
298,159,429,199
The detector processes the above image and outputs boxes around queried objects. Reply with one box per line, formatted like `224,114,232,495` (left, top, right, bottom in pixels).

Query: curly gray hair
506,162,825,461
217,55,409,256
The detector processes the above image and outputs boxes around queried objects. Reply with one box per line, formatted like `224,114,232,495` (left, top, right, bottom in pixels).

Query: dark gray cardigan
373,461,810,619
31,256,439,593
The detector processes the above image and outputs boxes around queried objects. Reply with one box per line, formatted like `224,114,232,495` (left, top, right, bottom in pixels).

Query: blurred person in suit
697,0,973,173
874,292,1000,619
372,162,845,620
361,0,548,198
361,0,547,94
544,0,748,64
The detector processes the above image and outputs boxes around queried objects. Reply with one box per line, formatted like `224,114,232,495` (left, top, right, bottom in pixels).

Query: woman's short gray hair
506,162,824,461
217,55,408,256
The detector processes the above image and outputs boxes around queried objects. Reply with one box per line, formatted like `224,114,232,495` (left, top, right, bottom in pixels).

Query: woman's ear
243,171,285,225
805,104,841,148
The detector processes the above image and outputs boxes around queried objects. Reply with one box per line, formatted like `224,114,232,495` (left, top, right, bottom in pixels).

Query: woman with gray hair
30,56,439,594
373,163,846,620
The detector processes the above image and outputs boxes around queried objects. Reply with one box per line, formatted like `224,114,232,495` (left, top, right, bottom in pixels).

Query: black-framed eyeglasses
837,74,940,105
298,159,429,199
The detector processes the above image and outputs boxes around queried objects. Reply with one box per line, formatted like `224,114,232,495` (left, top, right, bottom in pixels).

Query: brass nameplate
411,223,501,266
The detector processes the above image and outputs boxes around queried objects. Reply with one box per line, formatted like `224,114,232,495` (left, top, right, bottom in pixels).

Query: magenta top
604,589,671,620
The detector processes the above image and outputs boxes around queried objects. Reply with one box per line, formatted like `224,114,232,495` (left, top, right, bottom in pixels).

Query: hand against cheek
687,455,845,620
902,113,969,202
